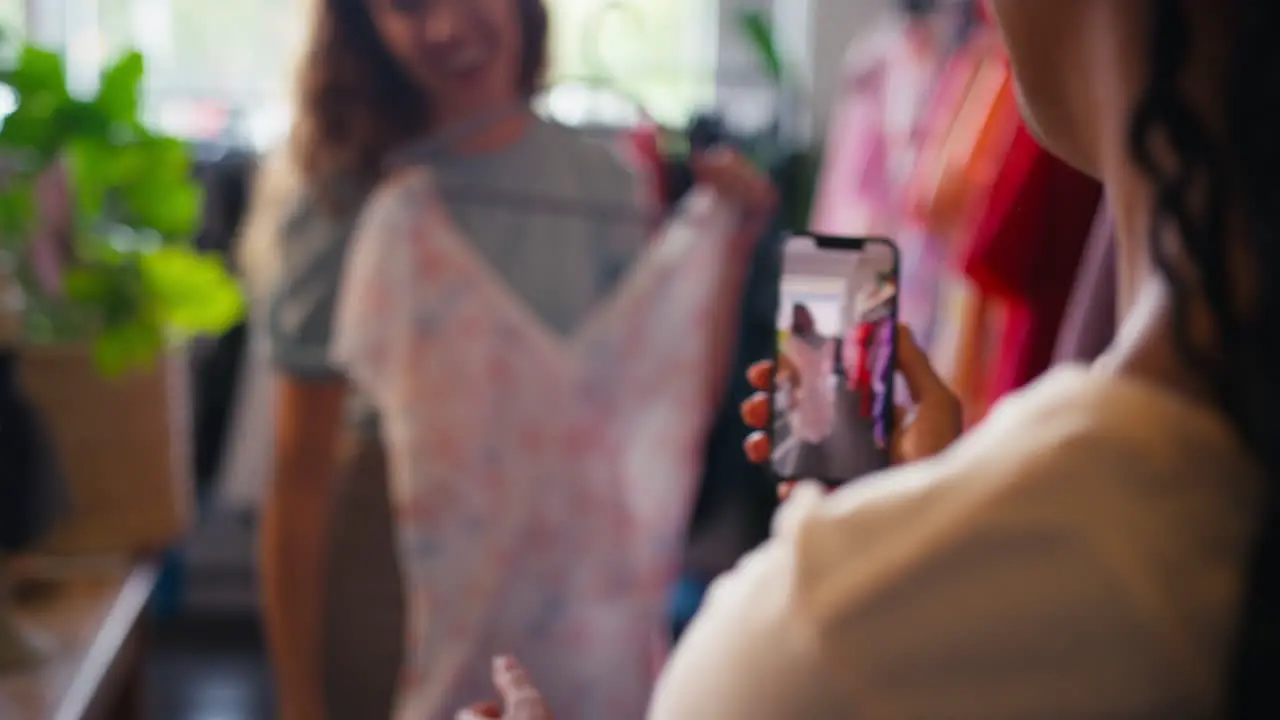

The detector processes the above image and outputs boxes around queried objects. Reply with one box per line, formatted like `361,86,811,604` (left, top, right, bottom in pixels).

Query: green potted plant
0,38,245,556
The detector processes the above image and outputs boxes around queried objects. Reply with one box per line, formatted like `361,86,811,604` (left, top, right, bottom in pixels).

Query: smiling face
366,0,529,127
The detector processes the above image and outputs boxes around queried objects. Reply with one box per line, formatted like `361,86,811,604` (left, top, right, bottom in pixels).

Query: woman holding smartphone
466,1,1280,717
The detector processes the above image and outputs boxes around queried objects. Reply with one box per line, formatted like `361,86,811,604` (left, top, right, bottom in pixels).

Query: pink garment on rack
809,63,889,236
810,24,939,238
809,22,947,347
331,170,750,720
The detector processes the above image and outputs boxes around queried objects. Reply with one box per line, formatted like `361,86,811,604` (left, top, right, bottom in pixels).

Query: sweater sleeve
650,368,1221,719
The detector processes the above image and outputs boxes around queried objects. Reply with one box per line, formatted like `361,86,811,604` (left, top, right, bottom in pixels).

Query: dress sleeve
265,190,359,378
329,180,415,409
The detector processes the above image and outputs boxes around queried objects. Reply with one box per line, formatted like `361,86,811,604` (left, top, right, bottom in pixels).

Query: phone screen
771,234,899,486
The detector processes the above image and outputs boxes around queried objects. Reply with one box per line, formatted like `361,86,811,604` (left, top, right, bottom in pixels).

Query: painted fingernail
744,431,770,463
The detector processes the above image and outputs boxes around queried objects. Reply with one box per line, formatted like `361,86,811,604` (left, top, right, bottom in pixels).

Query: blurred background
0,0,882,148
0,0,1068,718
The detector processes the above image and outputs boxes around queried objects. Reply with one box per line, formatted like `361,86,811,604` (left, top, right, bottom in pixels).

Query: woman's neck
1081,0,1234,409
1094,157,1219,408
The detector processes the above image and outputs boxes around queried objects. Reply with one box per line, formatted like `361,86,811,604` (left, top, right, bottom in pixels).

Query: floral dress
332,169,751,720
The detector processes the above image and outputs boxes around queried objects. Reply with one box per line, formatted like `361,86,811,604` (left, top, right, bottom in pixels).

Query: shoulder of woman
785,366,1258,618
265,174,383,297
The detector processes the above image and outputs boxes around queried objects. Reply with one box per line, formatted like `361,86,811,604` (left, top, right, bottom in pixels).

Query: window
90,0,307,148
0,0,23,34
540,0,718,128
0,1,25,116
48,0,717,148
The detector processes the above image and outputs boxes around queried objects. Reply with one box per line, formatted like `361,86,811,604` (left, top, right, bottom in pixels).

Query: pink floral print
332,170,751,720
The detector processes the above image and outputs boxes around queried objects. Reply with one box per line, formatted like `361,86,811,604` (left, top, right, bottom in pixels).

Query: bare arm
260,373,346,720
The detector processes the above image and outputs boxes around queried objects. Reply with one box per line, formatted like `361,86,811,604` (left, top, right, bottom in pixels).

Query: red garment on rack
849,322,876,416
961,123,1102,400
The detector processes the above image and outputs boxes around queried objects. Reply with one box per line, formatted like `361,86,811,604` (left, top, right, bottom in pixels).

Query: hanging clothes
905,29,1017,243
810,16,951,351
961,123,1103,405
899,21,1021,399
810,17,947,238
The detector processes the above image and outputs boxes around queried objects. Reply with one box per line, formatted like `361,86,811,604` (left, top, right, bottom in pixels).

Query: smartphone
771,234,900,487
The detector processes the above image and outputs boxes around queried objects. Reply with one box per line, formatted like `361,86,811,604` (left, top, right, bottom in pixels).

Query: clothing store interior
3,0,1278,717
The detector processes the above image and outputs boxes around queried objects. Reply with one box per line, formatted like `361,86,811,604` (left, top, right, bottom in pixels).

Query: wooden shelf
0,563,157,720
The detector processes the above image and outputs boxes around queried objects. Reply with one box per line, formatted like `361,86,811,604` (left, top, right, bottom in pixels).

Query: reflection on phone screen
772,235,898,485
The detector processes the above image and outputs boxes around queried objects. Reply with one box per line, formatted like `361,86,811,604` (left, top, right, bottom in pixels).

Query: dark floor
146,613,274,720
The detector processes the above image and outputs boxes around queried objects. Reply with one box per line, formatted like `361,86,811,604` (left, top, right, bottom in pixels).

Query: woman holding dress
261,0,770,717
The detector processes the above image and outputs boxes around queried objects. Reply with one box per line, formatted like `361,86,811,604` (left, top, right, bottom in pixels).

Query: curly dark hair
1127,0,1280,715
291,0,549,213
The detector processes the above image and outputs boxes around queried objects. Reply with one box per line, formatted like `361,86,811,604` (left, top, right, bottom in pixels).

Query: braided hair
1127,0,1280,715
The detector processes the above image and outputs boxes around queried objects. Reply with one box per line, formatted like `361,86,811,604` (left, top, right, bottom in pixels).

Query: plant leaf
0,47,70,157
3,46,67,101
0,180,34,249
65,138,111,220
55,99,112,142
140,246,244,334
93,316,163,376
123,176,203,240
64,259,144,327
119,136,202,239
96,51,144,124
0,37,246,374
739,11,784,84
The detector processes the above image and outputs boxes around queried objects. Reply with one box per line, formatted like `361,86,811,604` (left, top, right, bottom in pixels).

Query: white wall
23,0,64,45
811,0,894,136
771,0,894,138
714,0,779,135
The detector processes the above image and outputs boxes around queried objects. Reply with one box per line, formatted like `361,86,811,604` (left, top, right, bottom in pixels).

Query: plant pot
16,345,194,557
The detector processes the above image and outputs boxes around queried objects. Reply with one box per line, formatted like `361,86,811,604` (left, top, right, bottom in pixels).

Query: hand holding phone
741,306,963,489
767,234,901,487
743,233,961,489
885,323,964,465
